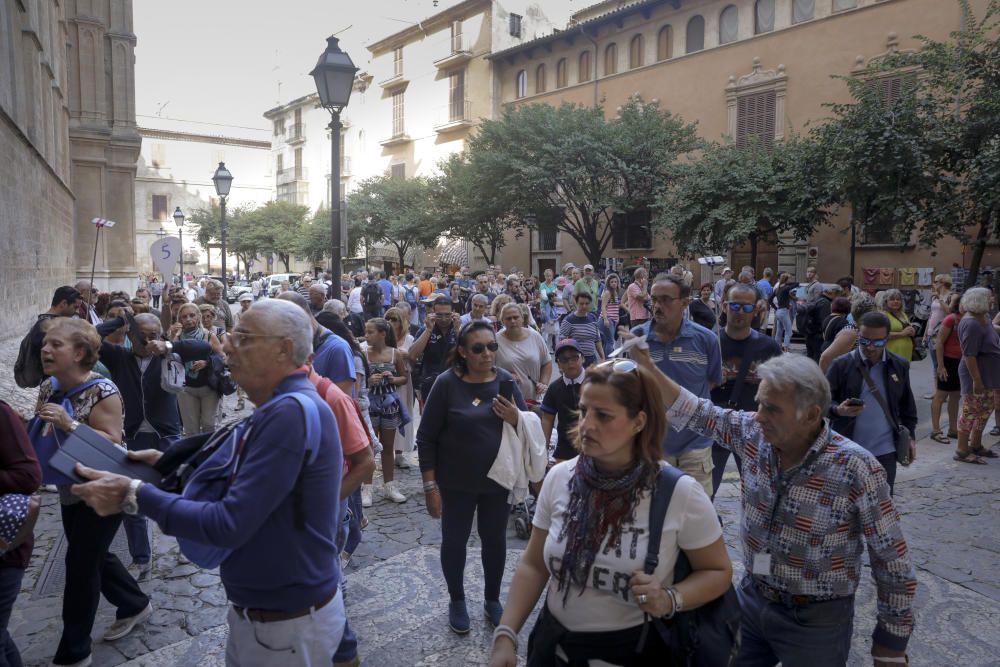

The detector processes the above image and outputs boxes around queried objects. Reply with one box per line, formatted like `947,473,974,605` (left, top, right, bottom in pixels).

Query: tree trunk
397,246,407,272
281,254,290,272
749,231,759,271
966,210,995,290
475,242,496,267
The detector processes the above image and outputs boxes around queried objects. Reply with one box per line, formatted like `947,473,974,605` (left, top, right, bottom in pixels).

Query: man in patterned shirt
632,347,915,667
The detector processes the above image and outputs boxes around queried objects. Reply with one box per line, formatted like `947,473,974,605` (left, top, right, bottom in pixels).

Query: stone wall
0,111,76,339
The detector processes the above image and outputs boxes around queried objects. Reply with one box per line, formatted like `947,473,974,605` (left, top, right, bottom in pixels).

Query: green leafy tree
346,175,440,269
242,201,309,272
656,136,835,266
464,98,701,267
297,207,333,266
187,204,221,267
226,205,264,278
431,154,521,266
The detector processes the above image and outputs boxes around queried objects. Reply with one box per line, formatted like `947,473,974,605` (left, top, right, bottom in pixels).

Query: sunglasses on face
858,336,888,349
468,341,499,355
727,303,755,313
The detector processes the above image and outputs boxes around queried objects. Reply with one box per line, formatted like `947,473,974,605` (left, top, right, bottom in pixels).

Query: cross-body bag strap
859,361,900,431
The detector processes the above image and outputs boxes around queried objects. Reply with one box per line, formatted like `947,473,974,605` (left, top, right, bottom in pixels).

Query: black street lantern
212,162,233,284
311,35,359,289
173,206,185,284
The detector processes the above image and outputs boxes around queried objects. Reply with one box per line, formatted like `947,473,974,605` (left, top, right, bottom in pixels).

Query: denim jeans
927,335,938,375
735,575,854,667
0,567,25,667
343,489,363,556
226,589,345,666
774,308,793,347
123,431,164,564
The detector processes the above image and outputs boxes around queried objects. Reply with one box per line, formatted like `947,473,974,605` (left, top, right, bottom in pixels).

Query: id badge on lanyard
753,443,823,576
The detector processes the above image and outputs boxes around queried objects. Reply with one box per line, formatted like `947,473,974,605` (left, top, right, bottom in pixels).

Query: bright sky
133,0,461,132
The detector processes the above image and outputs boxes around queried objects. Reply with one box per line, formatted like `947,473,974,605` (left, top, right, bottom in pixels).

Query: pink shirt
625,281,651,321
299,366,369,476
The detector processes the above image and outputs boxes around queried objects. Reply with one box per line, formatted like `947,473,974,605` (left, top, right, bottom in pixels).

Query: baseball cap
583,264,594,271
555,339,582,357
238,293,253,302
723,267,732,273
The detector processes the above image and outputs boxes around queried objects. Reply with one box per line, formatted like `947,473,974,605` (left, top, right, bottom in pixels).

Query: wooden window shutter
612,213,628,249
736,91,776,148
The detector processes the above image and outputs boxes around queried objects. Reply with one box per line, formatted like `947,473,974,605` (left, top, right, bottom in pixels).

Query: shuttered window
868,75,910,108
604,43,618,76
392,91,405,136
515,70,527,98
556,58,568,88
393,47,403,77
611,210,653,250
686,16,705,53
536,64,547,94
629,35,643,69
736,91,776,148
657,26,673,61
390,163,406,180
579,51,592,82
449,70,466,121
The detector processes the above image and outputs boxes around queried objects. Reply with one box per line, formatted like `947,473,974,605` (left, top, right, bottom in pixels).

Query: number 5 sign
150,237,182,277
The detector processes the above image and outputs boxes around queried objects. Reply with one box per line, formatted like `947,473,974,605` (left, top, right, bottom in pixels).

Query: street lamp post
173,206,185,287
212,162,233,284
311,35,359,285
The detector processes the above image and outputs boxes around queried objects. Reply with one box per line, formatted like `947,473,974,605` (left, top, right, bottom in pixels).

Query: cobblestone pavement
2,333,999,666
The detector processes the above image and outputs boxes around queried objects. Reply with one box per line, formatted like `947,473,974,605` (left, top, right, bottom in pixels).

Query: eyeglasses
230,331,287,348
857,336,888,349
726,303,755,313
595,359,638,374
651,294,682,306
468,341,499,354
556,353,582,364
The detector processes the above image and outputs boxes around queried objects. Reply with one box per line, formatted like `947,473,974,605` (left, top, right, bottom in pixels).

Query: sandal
947,431,958,438
954,451,987,464
930,431,951,444
971,447,999,458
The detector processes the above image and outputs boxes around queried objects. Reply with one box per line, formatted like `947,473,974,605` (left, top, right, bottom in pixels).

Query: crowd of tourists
2,257,997,666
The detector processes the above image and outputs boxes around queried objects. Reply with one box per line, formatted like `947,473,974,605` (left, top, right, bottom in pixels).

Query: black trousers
806,335,823,362
54,503,149,664
875,452,898,495
710,443,743,501
438,487,509,602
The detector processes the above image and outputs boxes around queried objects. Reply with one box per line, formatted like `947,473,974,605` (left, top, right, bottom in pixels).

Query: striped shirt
559,313,602,359
666,387,916,651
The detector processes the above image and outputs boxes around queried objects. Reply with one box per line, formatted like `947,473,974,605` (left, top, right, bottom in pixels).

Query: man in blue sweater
75,300,346,665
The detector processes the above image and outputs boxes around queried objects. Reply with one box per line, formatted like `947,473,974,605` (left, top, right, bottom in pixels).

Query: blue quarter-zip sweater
137,373,343,611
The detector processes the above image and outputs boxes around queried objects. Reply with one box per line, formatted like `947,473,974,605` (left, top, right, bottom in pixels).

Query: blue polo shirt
633,319,722,455
852,350,896,457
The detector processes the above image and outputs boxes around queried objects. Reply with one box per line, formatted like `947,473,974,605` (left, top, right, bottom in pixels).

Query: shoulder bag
640,465,742,666
27,377,109,485
858,362,912,465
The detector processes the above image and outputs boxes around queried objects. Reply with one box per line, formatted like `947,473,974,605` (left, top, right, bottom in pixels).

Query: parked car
266,273,301,297
227,280,253,303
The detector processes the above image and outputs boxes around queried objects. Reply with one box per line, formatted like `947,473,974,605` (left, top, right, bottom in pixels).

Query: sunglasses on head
595,359,638,374
727,303,755,313
858,336,888,348
468,341,499,354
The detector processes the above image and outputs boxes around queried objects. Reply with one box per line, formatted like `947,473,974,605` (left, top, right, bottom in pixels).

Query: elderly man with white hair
195,279,233,332
72,299,347,665
628,343,916,667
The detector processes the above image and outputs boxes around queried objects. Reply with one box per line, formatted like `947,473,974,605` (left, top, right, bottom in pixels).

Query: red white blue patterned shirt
666,387,916,650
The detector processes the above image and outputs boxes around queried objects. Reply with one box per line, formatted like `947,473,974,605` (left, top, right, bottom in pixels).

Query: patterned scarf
180,327,209,378
555,455,655,605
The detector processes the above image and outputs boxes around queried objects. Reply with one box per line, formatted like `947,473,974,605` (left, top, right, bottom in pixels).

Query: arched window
604,43,618,76
719,5,739,44
579,51,592,82
686,15,704,53
833,0,857,10
515,69,527,98
754,0,775,34
629,34,644,69
556,58,568,88
657,25,673,61
792,0,815,24
535,64,547,94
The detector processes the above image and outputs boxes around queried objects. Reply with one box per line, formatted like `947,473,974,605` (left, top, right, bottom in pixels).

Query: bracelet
661,586,679,620
423,481,439,492
492,624,518,650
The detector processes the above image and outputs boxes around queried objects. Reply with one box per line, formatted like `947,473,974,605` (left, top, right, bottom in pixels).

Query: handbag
175,392,320,568
859,362,913,465
206,354,237,396
27,377,108,485
0,494,40,553
640,466,742,667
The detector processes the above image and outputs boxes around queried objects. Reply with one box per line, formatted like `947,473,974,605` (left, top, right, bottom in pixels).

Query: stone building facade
488,0,1000,286
1,0,140,339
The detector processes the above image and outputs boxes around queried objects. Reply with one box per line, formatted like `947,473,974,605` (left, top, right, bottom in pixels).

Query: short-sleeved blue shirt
632,319,722,455
312,329,356,387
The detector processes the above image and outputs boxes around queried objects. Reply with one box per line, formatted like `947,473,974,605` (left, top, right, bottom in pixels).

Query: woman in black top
418,321,527,635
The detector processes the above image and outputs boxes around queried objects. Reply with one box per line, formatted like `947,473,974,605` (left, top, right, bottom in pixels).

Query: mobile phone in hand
498,379,514,402
845,398,865,407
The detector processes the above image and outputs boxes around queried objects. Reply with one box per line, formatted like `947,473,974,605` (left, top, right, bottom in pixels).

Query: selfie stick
89,218,117,290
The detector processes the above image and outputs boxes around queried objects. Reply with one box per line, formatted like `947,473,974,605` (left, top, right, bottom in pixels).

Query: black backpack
362,282,383,311
641,465,742,666
13,317,51,389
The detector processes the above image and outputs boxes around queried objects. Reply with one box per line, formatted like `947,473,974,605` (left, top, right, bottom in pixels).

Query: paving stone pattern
2,334,999,666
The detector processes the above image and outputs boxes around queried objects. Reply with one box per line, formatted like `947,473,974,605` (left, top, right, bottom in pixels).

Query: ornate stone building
1,0,139,339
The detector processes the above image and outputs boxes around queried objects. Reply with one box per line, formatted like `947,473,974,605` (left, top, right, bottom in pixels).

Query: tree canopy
346,175,440,268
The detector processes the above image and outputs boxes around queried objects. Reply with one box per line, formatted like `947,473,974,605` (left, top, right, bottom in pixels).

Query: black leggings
439,487,510,602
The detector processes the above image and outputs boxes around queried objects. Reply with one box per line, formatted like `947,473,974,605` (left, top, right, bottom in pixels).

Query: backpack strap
281,393,320,530
643,465,686,575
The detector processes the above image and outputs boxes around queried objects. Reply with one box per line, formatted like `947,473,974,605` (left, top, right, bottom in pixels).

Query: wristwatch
163,340,173,356
121,479,144,515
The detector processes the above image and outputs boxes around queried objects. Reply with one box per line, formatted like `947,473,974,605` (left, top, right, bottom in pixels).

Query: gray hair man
323,299,348,318
195,279,233,332
460,294,493,327
308,284,327,315
276,292,356,397
633,348,915,667
74,299,348,666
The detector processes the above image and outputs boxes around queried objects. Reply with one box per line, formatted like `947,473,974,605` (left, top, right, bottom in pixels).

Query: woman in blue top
418,321,527,635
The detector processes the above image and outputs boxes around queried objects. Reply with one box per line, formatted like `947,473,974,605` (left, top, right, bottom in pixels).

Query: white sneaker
383,481,407,503
394,451,411,469
102,603,152,641
361,484,373,508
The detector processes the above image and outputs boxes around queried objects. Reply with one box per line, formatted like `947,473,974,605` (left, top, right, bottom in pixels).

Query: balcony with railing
286,123,305,144
434,99,474,133
276,166,308,184
433,35,473,69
